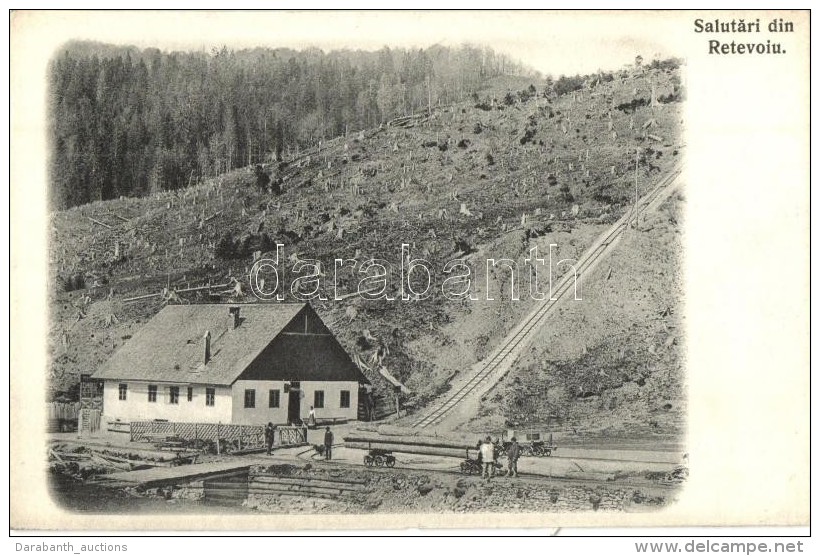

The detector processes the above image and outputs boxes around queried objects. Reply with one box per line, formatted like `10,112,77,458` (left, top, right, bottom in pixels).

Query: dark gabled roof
237,332,369,383
92,303,306,386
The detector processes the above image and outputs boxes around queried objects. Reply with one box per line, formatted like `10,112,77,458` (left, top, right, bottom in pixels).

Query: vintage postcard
9,9,810,531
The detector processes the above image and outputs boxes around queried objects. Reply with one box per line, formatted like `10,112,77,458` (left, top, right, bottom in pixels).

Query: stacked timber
344,429,475,459
204,474,369,504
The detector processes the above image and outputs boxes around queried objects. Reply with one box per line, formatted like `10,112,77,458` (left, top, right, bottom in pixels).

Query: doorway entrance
287,381,301,424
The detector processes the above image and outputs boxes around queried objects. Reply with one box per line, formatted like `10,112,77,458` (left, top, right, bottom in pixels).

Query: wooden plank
104,461,252,487
253,474,367,487
211,481,352,495
211,486,355,501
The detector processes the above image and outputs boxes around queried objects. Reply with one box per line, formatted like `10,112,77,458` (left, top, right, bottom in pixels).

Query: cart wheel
460,462,470,474
386,457,396,468
544,449,552,457
375,455,385,467
364,456,373,467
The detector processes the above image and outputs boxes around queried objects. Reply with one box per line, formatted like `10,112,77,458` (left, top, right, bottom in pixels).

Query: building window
244,389,256,409
187,387,193,402
205,388,215,407
118,383,127,401
148,385,157,403
169,386,179,405
269,389,280,408
314,390,325,409
340,390,350,409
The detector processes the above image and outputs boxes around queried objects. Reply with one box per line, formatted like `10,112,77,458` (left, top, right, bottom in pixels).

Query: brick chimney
204,330,211,364
229,306,241,329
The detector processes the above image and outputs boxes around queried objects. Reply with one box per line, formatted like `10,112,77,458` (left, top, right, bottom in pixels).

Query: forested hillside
48,42,530,209
50,47,685,436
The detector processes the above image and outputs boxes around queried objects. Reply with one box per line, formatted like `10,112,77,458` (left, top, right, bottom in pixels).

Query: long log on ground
123,292,163,303
251,476,366,491
208,486,357,501
353,425,477,443
209,482,361,497
226,446,266,456
174,282,231,294
49,451,91,461
344,441,470,459
253,474,368,486
50,440,197,462
88,216,112,229
90,454,132,471
344,435,473,452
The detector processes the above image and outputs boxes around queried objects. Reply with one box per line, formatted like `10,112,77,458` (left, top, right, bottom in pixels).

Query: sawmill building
92,303,370,426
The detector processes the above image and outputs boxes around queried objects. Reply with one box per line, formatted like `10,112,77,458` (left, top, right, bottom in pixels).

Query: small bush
520,128,537,145
60,274,86,292
615,98,649,114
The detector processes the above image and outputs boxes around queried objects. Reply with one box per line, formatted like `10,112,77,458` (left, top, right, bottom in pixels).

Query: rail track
411,165,683,429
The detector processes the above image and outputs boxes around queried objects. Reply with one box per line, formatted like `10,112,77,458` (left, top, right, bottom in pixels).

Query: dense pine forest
48,42,531,209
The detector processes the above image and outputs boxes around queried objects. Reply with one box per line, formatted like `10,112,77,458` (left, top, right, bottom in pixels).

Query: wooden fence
78,408,102,435
47,401,80,420
130,420,264,447
130,421,310,452
277,425,307,446
46,401,81,432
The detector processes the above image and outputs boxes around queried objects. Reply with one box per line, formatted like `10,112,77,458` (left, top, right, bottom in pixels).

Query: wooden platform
97,460,258,488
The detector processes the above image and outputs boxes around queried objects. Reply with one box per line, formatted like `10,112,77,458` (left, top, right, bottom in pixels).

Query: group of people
267,422,521,478
477,435,521,479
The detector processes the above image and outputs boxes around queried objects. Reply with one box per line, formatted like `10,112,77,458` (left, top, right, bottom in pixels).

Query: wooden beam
88,216,112,229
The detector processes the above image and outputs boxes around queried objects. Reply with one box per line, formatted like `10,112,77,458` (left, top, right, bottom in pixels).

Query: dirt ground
48,429,685,515
241,460,680,514
466,191,686,438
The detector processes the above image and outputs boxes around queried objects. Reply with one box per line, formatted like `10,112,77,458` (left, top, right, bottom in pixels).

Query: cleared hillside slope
49,64,684,433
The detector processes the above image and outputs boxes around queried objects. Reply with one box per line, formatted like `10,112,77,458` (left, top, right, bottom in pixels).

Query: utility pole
634,148,640,228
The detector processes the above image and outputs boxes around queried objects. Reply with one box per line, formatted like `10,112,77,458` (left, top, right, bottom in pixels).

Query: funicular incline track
412,166,683,429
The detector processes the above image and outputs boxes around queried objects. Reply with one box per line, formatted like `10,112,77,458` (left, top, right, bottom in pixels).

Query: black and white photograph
9,9,809,533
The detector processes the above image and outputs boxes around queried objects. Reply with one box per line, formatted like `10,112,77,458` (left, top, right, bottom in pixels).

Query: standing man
264,422,275,455
506,437,520,478
323,426,334,461
480,436,495,480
